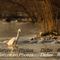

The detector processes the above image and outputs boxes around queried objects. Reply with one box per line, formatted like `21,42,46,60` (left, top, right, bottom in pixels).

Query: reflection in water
7,45,18,53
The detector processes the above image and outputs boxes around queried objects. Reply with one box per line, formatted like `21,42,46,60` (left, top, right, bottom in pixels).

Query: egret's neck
16,31,20,40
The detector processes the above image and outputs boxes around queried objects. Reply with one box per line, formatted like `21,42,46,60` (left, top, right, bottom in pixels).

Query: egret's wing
7,37,16,46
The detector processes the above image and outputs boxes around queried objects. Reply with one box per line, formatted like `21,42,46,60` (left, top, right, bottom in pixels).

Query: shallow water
0,21,59,60
0,57,60,60
0,39,59,60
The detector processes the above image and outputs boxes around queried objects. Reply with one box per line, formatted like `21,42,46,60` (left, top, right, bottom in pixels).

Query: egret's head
39,32,42,35
18,29,21,32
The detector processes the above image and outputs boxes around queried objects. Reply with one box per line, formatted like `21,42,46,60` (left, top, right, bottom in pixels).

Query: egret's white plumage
6,29,21,46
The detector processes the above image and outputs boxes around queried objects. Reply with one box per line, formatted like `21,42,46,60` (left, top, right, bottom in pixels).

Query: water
0,21,38,37
0,57,60,60
0,39,59,60
0,21,59,60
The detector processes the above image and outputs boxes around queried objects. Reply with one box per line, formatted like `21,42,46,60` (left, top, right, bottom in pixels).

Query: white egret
6,29,21,46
